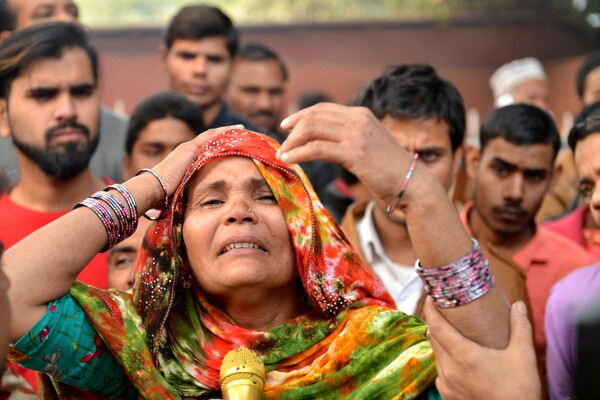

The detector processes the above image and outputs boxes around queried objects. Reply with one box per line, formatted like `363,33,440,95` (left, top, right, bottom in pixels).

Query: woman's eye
257,194,277,203
201,199,223,207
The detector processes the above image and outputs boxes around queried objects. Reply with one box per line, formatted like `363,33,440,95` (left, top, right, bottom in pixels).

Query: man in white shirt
341,65,465,316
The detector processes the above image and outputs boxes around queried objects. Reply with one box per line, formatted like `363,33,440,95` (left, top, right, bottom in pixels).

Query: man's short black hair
0,22,98,99
480,104,561,159
125,91,206,155
568,101,600,152
354,64,465,152
0,0,15,32
236,42,288,81
576,52,600,100
296,90,333,110
164,5,238,57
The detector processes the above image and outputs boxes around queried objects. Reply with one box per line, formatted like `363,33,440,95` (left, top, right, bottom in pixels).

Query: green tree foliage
77,0,600,28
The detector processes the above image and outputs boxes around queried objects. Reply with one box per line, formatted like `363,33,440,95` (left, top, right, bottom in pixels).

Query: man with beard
226,42,287,140
0,20,109,398
340,65,465,317
226,42,336,200
0,22,108,287
0,0,127,184
462,104,595,392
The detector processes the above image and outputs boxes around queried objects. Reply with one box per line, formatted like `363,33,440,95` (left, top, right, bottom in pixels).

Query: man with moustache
462,104,595,391
226,42,288,140
0,0,127,184
0,20,110,397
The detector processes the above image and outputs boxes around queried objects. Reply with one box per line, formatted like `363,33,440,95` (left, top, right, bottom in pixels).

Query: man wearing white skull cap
490,57,550,111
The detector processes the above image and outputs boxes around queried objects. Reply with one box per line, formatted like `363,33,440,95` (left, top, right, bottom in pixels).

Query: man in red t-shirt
0,22,110,395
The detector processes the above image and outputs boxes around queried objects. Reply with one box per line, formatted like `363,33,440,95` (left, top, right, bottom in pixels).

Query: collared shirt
461,201,595,391
355,201,422,314
543,205,600,261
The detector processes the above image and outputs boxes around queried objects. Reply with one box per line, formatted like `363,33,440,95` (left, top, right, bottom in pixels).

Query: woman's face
182,157,297,300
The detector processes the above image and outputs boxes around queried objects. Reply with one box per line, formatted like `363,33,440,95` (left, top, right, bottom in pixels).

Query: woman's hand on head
277,103,414,202
150,125,244,196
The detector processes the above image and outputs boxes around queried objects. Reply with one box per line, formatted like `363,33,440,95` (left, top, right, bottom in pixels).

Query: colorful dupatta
47,130,437,398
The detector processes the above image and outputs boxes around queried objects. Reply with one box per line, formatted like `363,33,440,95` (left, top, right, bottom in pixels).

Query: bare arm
278,103,510,348
6,126,238,341
424,298,540,399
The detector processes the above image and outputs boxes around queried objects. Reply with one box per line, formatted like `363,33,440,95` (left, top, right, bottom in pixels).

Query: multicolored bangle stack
415,239,495,308
74,185,139,253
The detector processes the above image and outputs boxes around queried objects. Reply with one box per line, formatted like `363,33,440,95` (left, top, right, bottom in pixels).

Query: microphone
219,348,266,400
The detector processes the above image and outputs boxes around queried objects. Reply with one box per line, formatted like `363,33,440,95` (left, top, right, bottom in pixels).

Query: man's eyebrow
70,83,96,90
490,157,517,169
27,87,58,96
579,168,600,182
415,146,446,152
523,167,549,175
108,246,137,257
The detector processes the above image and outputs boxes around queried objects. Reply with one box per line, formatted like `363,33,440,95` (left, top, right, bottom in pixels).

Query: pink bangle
75,198,120,252
135,168,168,221
387,153,419,214
415,239,495,307
92,190,138,238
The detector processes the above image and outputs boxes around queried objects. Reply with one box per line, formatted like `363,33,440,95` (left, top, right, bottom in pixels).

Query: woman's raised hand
277,103,413,204
150,125,243,196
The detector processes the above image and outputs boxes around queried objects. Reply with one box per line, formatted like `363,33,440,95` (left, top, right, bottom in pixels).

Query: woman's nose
225,200,257,224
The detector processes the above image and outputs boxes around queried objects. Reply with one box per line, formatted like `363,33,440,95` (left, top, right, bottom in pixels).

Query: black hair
480,104,560,158
568,101,600,152
354,64,465,152
0,0,15,32
125,91,206,155
236,42,287,81
576,52,600,100
297,90,333,110
0,22,97,99
164,5,238,57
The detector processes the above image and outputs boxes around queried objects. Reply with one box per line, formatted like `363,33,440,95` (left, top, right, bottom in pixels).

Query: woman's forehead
188,156,267,190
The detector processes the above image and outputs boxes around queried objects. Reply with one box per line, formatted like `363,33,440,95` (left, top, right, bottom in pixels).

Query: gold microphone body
220,348,266,400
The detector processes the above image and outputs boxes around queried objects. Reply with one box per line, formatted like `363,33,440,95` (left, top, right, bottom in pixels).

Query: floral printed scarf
60,130,436,398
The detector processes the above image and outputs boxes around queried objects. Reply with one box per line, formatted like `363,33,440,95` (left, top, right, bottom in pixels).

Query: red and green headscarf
68,129,436,399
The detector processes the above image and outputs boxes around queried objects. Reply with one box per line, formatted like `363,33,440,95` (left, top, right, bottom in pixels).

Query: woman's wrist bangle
75,187,140,252
415,239,495,307
135,168,168,221
102,184,139,236
74,198,120,252
387,152,419,214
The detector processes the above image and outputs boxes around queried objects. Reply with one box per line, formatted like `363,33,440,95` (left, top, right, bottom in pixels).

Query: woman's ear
465,144,481,179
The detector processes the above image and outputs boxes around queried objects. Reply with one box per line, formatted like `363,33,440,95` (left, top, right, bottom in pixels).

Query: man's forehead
15,49,95,87
575,133,600,173
170,37,229,54
482,137,554,166
9,0,75,11
9,0,78,26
